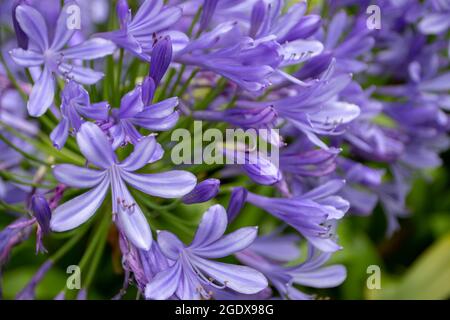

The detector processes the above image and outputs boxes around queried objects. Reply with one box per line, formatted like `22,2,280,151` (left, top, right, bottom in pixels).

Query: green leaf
367,234,450,300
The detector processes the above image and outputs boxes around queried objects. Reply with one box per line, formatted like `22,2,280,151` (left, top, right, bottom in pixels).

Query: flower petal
145,262,181,300
157,230,184,260
191,204,228,248
116,194,152,250
50,117,69,149
60,38,116,60
119,135,162,171
50,178,109,232
27,68,55,117
191,256,268,294
76,122,116,169
192,227,257,258
15,5,48,52
118,86,144,118
58,63,105,85
50,1,77,51
9,49,43,67
52,164,106,188
120,170,196,198
292,265,347,288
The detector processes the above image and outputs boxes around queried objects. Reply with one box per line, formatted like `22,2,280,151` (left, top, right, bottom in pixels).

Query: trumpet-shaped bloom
246,180,349,252
97,0,183,60
9,2,116,116
108,84,179,148
50,122,197,250
145,204,268,300
50,81,109,149
237,238,346,300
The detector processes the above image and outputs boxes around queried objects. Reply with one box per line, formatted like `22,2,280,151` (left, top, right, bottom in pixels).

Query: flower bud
182,179,220,204
30,194,51,234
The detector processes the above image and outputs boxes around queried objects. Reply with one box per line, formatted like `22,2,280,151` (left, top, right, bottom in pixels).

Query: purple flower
237,239,346,300
9,2,116,116
182,178,220,204
50,122,197,250
97,0,183,60
144,204,268,300
108,84,179,148
246,180,349,252
175,22,280,91
50,81,109,149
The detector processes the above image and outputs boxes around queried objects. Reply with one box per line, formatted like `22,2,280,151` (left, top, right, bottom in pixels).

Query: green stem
0,200,28,214
0,170,55,189
169,64,186,97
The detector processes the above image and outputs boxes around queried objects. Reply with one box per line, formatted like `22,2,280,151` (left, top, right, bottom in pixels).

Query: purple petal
9,48,43,67
191,204,228,248
181,178,220,205
227,187,248,222
15,5,48,52
76,122,117,169
77,102,110,121
60,38,116,60
50,1,77,51
52,164,106,188
27,67,55,117
145,262,181,300
116,192,152,250
191,256,268,294
50,117,69,149
119,135,162,171
120,170,196,198
157,230,184,260
149,36,173,86
50,178,109,232
192,227,257,258
58,63,104,85
119,86,144,118
292,265,347,288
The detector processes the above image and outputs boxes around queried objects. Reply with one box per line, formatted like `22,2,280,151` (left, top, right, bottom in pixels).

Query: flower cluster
0,0,448,300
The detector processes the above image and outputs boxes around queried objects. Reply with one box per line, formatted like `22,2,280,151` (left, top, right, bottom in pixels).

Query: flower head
145,204,267,300
50,122,196,249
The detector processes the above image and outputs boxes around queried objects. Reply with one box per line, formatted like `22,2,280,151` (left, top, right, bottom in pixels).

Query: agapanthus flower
108,84,179,149
246,180,349,252
145,204,268,300
50,122,197,250
50,81,109,149
9,2,116,116
175,22,281,91
97,0,183,60
236,237,346,300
